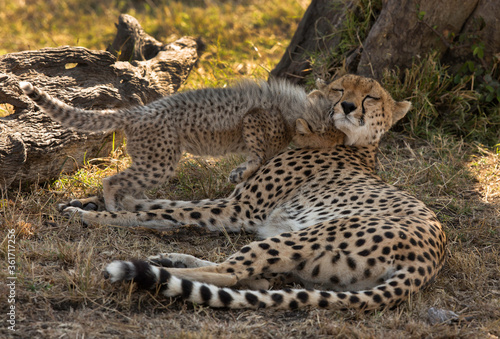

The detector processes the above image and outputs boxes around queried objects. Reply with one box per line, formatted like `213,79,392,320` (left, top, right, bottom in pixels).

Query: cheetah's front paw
61,205,83,218
58,206,92,227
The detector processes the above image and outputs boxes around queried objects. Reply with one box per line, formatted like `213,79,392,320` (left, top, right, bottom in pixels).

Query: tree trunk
0,14,200,189
272,0,500,82
271,0,357,82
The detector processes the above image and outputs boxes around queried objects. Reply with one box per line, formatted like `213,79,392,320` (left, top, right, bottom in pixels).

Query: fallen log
0,14,200,189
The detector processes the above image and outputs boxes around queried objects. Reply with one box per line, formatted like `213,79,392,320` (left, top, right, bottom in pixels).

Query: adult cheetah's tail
19,82,130,132
104,259,442,310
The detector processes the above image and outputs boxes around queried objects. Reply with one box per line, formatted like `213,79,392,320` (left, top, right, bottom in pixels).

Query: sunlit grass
0,0,305,89
0,0,306,199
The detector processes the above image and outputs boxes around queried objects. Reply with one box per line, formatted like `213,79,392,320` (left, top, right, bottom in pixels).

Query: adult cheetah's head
315,74,411,146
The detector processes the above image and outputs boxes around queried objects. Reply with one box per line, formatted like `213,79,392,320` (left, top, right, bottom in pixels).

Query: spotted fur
60,75,411,234
103,140,446,310
42,75,440,311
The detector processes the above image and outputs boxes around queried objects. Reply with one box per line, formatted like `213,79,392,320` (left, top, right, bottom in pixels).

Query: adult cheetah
73,76,445,311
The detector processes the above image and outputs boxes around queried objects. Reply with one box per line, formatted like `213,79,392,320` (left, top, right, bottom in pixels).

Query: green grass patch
383,53,500,146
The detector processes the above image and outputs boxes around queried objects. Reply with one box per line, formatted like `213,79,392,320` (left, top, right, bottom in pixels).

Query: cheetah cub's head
293,119,345,149
315,74,411,146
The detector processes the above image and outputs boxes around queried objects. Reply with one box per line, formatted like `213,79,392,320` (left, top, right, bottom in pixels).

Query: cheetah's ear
392,100,411,125
307,89,324,99
296,119,313,135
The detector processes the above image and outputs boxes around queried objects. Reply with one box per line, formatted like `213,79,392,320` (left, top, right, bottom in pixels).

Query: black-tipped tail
104,260,171,290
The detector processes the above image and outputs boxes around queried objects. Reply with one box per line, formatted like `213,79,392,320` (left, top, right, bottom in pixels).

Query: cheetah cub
20,78,337,211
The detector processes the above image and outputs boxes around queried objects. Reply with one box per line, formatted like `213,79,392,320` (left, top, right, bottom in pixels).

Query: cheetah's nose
341,101,357,114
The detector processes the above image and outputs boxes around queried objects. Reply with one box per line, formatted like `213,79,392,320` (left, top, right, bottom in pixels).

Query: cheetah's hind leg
148,253,217,269
145,254,270,290
58,196,104,212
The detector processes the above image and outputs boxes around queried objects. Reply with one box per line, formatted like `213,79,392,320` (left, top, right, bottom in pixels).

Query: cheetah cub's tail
104,260,426,310
20,82,130,132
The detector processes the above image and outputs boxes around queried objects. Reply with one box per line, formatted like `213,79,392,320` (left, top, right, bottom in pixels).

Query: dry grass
1,134,499,338
1,0,500,337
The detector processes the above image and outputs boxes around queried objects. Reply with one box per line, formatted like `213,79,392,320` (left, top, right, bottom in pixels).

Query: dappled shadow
377,133,499,327
377,133,499,229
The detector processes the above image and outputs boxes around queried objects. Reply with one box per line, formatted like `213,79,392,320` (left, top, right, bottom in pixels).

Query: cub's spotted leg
229,108,291,183
62,127,182,212
103,152,181,211
101,133,182,211
60,150,181,212
59,167,152,213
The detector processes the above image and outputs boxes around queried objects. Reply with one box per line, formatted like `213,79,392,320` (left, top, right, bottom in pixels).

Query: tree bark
357,0,480,78
272,0,500,82
271,0,357,83
0,14,199,189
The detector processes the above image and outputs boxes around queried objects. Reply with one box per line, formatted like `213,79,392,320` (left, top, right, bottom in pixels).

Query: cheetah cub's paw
148,253,216,268
228,166,246,184
229,159,262,183
229,164,259,184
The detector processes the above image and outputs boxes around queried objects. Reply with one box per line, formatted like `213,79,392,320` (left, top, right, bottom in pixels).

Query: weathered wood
0,125,26,188
108,13,166,61
0,14,199,189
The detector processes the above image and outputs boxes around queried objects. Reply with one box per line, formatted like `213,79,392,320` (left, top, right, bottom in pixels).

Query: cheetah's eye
361,95,380,110
364,95,381,102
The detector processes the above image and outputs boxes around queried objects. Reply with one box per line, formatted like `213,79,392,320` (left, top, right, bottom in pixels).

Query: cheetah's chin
332,115,358,135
